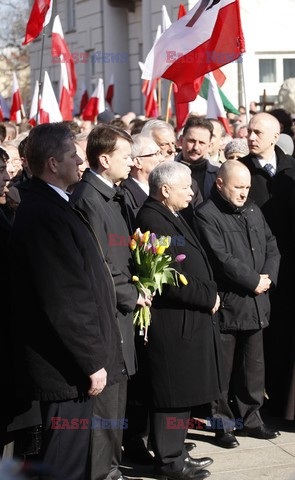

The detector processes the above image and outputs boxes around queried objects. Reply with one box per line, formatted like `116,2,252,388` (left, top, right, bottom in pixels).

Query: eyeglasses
137,151,162,158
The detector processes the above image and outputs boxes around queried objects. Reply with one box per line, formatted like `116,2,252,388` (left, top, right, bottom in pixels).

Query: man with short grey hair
122,134,163,214
141,119,176,161
136,160,222,480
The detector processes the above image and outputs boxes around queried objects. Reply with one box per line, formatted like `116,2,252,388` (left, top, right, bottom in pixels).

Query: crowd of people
0,104,294,480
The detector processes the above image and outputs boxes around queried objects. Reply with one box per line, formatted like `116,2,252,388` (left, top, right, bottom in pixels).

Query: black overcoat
71,169,137,376
122,176,148,215
239,146,295,291
9,177,125,402
195,189,281,331
136,197,222,408
240,146,295,416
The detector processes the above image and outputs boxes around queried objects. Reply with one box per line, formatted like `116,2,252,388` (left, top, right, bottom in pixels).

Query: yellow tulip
142,230,150,243
132,275,139,282
130,239,137,250
159,236,171,248
179,274,188,286
156,245,166,255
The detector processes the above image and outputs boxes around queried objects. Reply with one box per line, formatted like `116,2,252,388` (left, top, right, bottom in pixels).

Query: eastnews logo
166,417,243,430
51,52,129,64
51,417,128,430
166,51,243,64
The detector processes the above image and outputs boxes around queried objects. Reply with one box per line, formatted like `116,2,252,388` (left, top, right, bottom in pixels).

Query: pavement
121,415,295,480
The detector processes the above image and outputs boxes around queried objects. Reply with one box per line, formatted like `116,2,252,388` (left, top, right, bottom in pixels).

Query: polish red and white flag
82,79,105,122
10,72,24,124
29,81,40,126
39,71,62,124
142,0,245,103
59,57,73,120
23,0,53,45
79,83,89,116
106,74,114,110
52,15,77,97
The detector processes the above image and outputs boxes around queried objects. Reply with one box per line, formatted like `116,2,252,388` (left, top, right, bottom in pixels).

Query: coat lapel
143,198,214,279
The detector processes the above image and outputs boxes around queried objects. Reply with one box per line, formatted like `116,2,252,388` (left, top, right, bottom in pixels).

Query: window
283,59,295,80
259,59,276,83
67,0,76,31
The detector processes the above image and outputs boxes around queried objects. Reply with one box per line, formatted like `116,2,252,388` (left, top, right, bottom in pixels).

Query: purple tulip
175,254,186,263
150,232,157,245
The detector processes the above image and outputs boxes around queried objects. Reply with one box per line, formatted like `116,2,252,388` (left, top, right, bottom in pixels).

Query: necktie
263,163,276,177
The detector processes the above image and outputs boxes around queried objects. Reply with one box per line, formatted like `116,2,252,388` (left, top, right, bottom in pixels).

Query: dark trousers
123,333,151,449
90,379,127,480
38,396,94,480
212,329,264,432
151,409,190,470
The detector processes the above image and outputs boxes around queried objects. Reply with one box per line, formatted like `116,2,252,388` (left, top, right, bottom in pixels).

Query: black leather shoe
215,431,239,449
184,455,213,470
154,463,211,480
235,424,280,439
185,442,197,452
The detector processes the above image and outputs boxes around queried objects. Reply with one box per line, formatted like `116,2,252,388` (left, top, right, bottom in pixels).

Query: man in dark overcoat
136,161,222,480
71,125,151,480
239,112,295,417
8,123,124,480
195,161,281,448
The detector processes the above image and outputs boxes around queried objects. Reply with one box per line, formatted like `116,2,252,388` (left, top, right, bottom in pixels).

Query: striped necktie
263,163,276,177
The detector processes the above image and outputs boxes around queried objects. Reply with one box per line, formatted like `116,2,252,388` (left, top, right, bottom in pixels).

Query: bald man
240,112,295,419
195,161,281,448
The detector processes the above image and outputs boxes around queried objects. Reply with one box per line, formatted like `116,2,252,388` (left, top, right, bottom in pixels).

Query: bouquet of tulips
130,228,188,341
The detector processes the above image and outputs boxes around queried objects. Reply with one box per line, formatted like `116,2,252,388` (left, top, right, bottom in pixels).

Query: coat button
121,368,127,375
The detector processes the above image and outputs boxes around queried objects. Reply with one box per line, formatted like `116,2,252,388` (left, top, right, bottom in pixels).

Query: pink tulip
175,254,186,263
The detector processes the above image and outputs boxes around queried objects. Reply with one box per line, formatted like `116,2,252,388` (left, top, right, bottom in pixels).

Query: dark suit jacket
71,169,137,376
9,177,124,401
122,176,148,215
121,175,148,216
240,147,295,245
136,197,223,408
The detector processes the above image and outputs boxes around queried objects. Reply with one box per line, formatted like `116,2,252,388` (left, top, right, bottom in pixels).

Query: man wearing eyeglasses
141,119,177,162
122,134,164,215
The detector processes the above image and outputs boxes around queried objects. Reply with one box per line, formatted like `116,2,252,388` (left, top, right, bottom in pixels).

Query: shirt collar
256,152,277,170
47,184,69,202
131,177,150,195
90,169,114,189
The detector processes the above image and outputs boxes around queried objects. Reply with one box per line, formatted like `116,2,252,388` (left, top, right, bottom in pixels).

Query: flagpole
157,79,161,116
240,56,249,125
36,26,46,124
165,82,173,123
